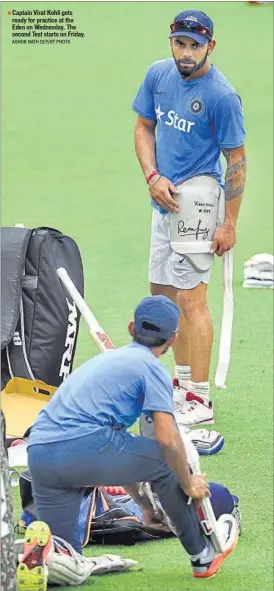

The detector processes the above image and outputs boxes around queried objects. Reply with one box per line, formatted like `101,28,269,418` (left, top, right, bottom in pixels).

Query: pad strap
170,241,213,254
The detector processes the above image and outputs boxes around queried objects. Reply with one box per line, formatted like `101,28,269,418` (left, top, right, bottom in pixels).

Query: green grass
2,1,273,590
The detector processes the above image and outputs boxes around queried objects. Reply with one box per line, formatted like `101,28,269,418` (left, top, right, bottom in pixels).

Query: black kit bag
1,226,84,388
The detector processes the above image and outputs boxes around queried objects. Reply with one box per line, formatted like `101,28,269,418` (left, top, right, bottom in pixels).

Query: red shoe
17,521,53,591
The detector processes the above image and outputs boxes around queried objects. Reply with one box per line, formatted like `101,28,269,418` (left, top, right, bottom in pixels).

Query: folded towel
244,253,274,273
243,278,273,289
244,268,274,281
243,253,274,288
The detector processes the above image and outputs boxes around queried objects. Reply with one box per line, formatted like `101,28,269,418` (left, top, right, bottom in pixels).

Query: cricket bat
57,267,115,352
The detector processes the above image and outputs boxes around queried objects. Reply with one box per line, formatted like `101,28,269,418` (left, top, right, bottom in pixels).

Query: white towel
243,253,273,288
243,279,274,289
244,269,273,281
244,253,274,273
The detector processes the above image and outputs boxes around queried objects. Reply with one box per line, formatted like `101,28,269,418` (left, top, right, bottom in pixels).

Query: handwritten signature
194,200,215,208
177,219,210,240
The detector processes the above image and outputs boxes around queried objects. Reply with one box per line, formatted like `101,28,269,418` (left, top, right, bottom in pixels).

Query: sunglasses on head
170,20,212,41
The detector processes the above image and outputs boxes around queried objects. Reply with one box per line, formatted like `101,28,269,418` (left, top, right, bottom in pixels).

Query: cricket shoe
173,378,187,407
141,402,221,456
175,392,214,427
189,429,224,456
173,380,214,427
16,521,53,591
191,515,239,579
178,426,224,466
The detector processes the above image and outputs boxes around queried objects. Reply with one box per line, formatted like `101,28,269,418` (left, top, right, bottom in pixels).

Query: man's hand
124,483,170,531
149,176,179,213
211,221,236,256
142,502,170,531
184,473,210,501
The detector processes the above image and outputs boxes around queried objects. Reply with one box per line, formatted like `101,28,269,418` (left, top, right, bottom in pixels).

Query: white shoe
173,378,187,409
178,426,224,457
141,397,221,455
189,429,224,456
175,392,214,426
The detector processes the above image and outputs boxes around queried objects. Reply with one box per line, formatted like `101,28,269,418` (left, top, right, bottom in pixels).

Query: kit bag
17,470,174,546
1,226,84,388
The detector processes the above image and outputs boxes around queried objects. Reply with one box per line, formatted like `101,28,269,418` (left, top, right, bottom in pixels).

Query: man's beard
174,50,208,79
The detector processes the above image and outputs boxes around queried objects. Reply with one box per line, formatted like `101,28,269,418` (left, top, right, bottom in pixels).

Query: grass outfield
2,1,273,590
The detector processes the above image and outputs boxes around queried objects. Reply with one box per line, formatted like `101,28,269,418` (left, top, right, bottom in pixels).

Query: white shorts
149,209,212,290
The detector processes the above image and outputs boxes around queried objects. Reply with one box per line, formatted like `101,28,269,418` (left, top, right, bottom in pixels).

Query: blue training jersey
28,343,174,445
132,59,246,187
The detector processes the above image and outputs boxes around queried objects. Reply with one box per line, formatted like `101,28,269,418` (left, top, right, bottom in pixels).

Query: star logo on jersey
155,104,165,122
190,99,203,114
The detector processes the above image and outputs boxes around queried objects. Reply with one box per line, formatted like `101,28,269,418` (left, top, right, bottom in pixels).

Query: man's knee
177,283,209,319
150,283,178,302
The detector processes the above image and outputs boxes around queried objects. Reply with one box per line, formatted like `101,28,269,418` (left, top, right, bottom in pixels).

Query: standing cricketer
132,10,246,427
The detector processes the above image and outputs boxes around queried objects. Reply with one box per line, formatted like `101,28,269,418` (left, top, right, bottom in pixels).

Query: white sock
175,365,191,390
189,380,210,401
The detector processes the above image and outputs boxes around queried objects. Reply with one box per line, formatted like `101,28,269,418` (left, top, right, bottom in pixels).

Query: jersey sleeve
132,65,157,121
212,93,246,149
141,365,174,417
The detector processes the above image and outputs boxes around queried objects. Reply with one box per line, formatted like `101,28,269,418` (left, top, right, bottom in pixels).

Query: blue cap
169,10,213,45
209,482,239,519
134,295,180,340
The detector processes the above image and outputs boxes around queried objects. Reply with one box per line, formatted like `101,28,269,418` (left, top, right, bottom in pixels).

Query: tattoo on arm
222,148,247,202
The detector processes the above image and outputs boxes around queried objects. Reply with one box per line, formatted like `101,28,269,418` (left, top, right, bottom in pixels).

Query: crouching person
24,295,238,587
